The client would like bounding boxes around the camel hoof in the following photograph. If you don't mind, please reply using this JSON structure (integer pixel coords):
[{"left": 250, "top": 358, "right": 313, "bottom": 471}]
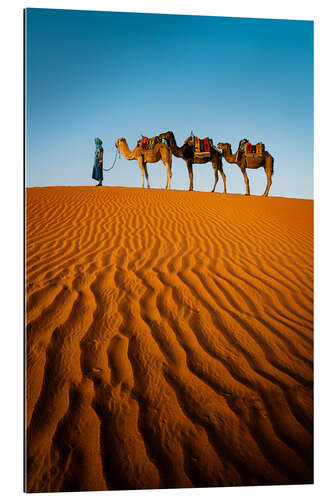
[{"left": 244, "top": 193, "right": 250, "bottom": 196}]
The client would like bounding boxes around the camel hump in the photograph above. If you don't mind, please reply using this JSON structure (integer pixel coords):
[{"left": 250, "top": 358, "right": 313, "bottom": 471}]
[{"left": 138, "top": 135, "right": 161, "bottom": 151}]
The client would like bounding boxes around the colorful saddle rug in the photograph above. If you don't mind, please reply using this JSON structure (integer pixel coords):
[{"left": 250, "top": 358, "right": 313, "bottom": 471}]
[
  {"left": 192, "top": 136, "right": 213, "bottom": 159},
  {"left": 244, "top": 141, "right": 265, "bottom": 156},
  {"left": 194, "top": 136, "right": 213, "bottom": 154},
  {"left": 140, "top": 136, "right": 161, "bottom": 151}
]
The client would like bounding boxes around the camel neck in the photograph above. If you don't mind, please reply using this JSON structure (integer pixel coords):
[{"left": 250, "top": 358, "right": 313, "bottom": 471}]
[
  {"left": 223, "top": 146, "right": 237, "bottom": 163},
  {"left": 119, "top": 141, "right": 135, "bottom": 160},
  {"left": 167, "top": 135, "right": 184, "bottom": 157}
]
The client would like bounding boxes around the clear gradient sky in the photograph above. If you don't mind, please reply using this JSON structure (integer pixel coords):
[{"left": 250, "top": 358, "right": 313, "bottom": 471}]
[{"left": 25, "top": 8, "right": 313, "bottom": 198}]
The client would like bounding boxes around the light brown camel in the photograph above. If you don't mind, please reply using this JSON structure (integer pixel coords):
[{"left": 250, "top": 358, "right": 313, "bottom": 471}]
[
  {"left": 158, "top": 131, "right": 226, "bottom": 193},
  {"left": 217, "top": 142, "right": 274, "bottom": 196},
  {"left": 115, "top": 137, "right": 172, "bottom": 189}
]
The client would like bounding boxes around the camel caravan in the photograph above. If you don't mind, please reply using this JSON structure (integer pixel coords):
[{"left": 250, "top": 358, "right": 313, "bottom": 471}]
[{"left": 115, "top": 131, "right": 274, "bottom": 196}]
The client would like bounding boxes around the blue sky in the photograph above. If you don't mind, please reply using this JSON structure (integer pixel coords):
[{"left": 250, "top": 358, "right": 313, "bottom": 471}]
[{"left": 25, "top": 8, "right": 313, "bottom": 198}]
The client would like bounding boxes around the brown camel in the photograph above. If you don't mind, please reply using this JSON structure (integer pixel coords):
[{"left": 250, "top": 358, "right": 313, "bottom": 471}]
[
  {"left": 115, "top": 137, "right": 172, "bottom": 189},
  {"left": 158, "top": 131, "right": 226, "bottom": 193},
  {"left": 217, "top": 142, "right": 274, "bottom": 196}
]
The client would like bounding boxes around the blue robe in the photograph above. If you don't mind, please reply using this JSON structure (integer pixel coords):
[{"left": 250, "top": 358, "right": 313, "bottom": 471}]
[{"left": 92, "top": 143, "right": 103, "bottom": 181}]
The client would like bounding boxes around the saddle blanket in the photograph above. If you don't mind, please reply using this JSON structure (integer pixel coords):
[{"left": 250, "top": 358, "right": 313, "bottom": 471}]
[
  {"left": 244, "top": 141, "right": 265, "bottom": 156},
  {"left": 140, "top": 136, "right": 161, "bottom": 150},
  {"left": 194, "top": 136, "right": 213, "bottom": 153}
]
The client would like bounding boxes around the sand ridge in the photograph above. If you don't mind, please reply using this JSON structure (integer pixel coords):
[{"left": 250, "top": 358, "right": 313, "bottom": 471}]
[{"left": 25, "top": 186, "right": 313, "bottom": 492}]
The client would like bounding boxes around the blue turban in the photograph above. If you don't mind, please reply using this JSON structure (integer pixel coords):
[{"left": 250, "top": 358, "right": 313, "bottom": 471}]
[{"left": 94, "top": 137, "right": 103, "bottom": 145}]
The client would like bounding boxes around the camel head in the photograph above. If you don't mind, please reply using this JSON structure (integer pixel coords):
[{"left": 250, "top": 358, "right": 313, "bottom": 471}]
[
  {"left": 115, "top": 138, "right": 126, "bottom": 148},
  {"left": 158, "top": 131, "right": 173, "bottom": 141},
  {"left": 217, "top": 142, "right": 231, "bottom": 153}
]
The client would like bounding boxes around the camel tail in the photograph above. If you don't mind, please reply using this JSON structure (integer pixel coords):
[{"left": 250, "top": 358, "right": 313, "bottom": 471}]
[{"left": 271, "top": 156, "right": 274, "bottom": 177}]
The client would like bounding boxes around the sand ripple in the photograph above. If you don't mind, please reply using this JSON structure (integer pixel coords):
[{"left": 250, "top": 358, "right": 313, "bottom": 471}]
[{"left": 25, "top": 187, "right": 313, "bottom": 492}]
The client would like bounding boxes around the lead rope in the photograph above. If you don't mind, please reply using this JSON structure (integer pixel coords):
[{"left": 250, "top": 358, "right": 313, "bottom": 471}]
[{"left": 103, "top": 146, "right": 121, "bottom": 171}]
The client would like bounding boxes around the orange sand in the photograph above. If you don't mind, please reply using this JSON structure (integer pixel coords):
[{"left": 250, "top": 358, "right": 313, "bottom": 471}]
[{"left": 25, "top": 186, "right": 313, "bottom": 492}]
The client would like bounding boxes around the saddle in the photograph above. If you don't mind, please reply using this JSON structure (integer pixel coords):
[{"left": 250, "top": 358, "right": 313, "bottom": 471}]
[
  {"left": 139, "top": 136, "right": 161, "bottom": 151},
  {"left": 193, "top": 136, "right": 214, "bottom": 159},
  {"left": 243, "top": 141, "right": 265, "bottom": 157}
]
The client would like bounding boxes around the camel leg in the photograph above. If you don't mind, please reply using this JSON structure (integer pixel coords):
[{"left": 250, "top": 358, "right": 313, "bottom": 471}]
[
  {"left": 187, "top": 162, "right": 194, "bottom": 191},
  {"left": 137, "top": 158, "right": 145, "bottom": 188},
  {"left": 220, "top": 169, "right": 227, "bottom": 194},
  {"left": 138, "top": 158, "right": 150, "bottom": 188},
  {"left": 211, "top": 166, "right": 219, "bottom": 192},
  {"left": 164, "top": 161, "right": 172, "bottom": 190},
  {"left": 263, "top": 165, "right": 272, "bottom": 197},
  {"left": 218, "top": 165, "right": 227, "bottom": 194},
  {"left": 215, "top": 154, "right": 226, "bottom": 194},
  {"left": 143, "top": 163, "right": 150, "bottom": 188},
  {"left": 241, "top": 168, "right": 250, "bottom": 195}
]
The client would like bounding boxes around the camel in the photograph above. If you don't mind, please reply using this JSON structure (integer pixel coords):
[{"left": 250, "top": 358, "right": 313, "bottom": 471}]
[
  {"left": 217, "top": 142, "right": 274, "bottom": 197},
  {"left": 115, "top": 137, "right": 172, "bottom": 189},
  {"left": 158, "top": 131, "right": 226, "bottom": 193}
]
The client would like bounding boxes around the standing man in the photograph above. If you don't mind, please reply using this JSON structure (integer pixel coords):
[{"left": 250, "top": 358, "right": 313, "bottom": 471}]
[{"left": 92, "top": 137, "right": 104, "bottom": 186}]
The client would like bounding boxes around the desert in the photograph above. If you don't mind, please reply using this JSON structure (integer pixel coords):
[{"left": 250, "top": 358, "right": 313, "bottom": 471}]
[{"left": 25, "top": 186, "right": 313, "bottom": 492}]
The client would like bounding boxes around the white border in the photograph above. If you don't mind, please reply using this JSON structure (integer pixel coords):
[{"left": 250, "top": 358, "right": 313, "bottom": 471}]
[{"left": 1, "top": 1, "right": 332, "bottom": 499}]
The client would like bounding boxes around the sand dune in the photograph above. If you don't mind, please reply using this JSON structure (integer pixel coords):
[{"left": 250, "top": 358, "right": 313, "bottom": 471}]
[{"left": 25, "top": 186, "right": 313, "bottom": 492}]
